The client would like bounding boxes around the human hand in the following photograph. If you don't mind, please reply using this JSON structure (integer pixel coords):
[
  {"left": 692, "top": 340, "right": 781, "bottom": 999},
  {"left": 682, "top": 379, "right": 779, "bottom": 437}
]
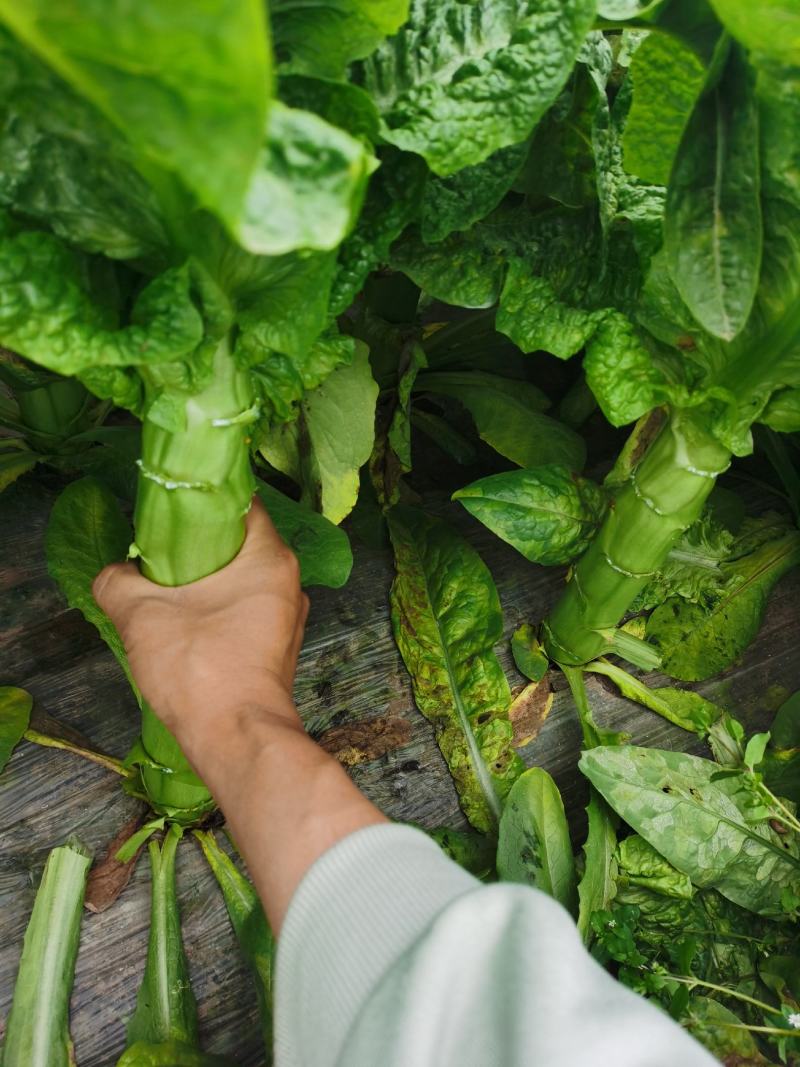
[{"left": 92, "top": 499, "right": 309, "bottom": 758}]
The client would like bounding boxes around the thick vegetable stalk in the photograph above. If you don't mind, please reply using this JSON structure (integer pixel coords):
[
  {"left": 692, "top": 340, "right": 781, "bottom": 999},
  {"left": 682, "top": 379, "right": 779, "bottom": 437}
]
[
  {"left": 1, "top": 838, "right": 91, "bottom": 1067},
  {"left": 133, "top": 337, "right": 256, "bottom": 811},
  {"left": 543, "top": 411, "right": 730, "bottom": 666}
]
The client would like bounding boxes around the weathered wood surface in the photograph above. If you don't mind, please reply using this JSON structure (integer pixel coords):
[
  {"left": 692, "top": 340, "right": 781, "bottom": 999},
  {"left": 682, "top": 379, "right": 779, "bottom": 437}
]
[{"left": 1, "top": 472, "right": 799, "bottom": 1066}]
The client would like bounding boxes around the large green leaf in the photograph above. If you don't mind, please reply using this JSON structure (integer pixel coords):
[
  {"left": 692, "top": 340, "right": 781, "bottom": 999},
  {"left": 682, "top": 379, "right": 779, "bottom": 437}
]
[
  {"left": 0, "top": 229, "right": 202, "bottom": 380},
  {"left": 259, "top": 342, "right": 378, "bottom": 524},
  {"left": 45, "top": 477, "right": 136, "bottom": 692},
  {"left": 0, "top": 685, "right": 32, "bottom": 774},
  {"left": 497, "top": 767, "right": 578, "bottom": 912},
  {"left": 646, "top": 521, "right": 800, "bottom": 681},
  {"left": 127, "top": 827, "right": 197, "bottom": 1049},
  {"left": 580, "top": 745, "right": 800, "bottom": 915},
  {"left": 358, "top": 0, "right": 596, "bottom": 176},
  {"left": 272, "top": 0, "right": 410, "bottom": 78},
  {"left": 622, "top": 31, "right": 706, "bottom": 186},
  {"left": 255, "top": 481, "right": 353, "bottom": 588},
  {"left": 194, "top": 831, "right": 274, "bottom": 1055},
  {"left": 238, "top": 101, "right": 375, "bottom": 256},
  {"left": 420, "top": 143, "right": 529, "bottom": 244},
  {"left": 0, "top": 27, "right": 168, "bottom": 261},
  {"left": 708, "top": 0, "right": 800, "bottom": 66},
  {"left": 0, "top": 0, "right": 271, "bottom": 237},
  {"left": 664, "top": 45, "right": 763, "bottom": 341},
  {"left": 454, "top": 466, "right": 606, "bottom": 565},
  {"left": 416, "top": 371, "right": 586, "bottom": 471},
  {"left": 1, "top": 839, "right": 91, "bottom": 1067},
  {"left": 388, "top": 505, "right": 524, "bottom": 832}
]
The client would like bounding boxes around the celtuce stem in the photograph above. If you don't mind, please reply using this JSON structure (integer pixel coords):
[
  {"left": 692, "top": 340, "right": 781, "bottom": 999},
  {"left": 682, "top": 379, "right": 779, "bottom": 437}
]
[
  {"left": 132, "top": 335, "right": 255, "bottom": 812},
  {"left": 1, "top": 839, "right": 91, "bottom": 1067},
  {"left": 544, "top": 411, "right": 730, "bottom": 665}
]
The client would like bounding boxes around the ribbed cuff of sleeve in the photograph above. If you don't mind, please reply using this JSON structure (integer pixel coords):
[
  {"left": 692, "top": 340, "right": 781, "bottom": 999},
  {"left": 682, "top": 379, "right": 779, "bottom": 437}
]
[{"left": 274, "top": 823, "right": 479, "bottom": 1067}]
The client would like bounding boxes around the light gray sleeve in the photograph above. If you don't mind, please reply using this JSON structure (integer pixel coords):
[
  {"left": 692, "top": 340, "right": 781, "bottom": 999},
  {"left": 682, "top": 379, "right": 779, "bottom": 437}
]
[{"left": 274, "top": 823, "right": 717, "bottom": 1067}]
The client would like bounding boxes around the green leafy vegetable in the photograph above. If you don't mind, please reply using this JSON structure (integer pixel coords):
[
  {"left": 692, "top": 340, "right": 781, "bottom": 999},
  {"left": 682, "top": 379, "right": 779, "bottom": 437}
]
[
  {"left": 664, "top": 44, "right": 763, "bottom": 341},
  {"left": 580, "top": 745, "right": 800, "bottom": 915},
  {"left": 454, "top": 466, "right": 606, "bottom": 565},
  {"left": 646, "top": 519, "right": 800, "bottom": 680},
  {"left": 577, "top": 792, "right": 618, "bottom": 942},
  {"left": 259, "top": 342, "right": 379, "bottom": 524},
  {"left": 358, "top": 0, "right": 596, "bottom": 175},
  {"left": 497, "top": 767, "right": 578, "bottom": 912},
  {"left": 387, "top": 505, "right": 524, "bottom": 831},
  {"left": 1, "top": 839, "right": 91, "bottom": 1067}
]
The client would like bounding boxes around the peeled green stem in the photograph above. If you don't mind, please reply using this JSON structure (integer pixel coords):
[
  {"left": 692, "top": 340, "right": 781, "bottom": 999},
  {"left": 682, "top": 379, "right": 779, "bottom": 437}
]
[
  {"left": 1, "top": 839, "right": 91, "bottom": 1067},
  {"left": 544, "top": 412, "right": 730, "bottom": 665},
  {"left": 126, "top": 826, "right": 198, "bottom": 1049},
  {"left": 132, "top": 336, "right": 255, "bottom": 810}
]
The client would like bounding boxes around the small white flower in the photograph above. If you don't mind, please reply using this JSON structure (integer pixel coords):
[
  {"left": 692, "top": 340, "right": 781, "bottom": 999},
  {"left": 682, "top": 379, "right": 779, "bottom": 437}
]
[
  {"left": 787, "top": 1012, "right": 800, "bottom": 1030},
  {"left": 607, "top": 919, "right": 617, "bottom": 928}
]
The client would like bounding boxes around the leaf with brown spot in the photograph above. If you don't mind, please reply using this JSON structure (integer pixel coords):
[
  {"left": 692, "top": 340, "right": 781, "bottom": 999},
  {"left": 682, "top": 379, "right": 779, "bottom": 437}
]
[
  {"left": 85, "top": 812, "right": 147, "bottom": 913},
  {"left": 318, "top": 715, "right": 412, "bottom": 766},
  {"left": 508, "top": 675, "right": 553, "bottom": 747}
]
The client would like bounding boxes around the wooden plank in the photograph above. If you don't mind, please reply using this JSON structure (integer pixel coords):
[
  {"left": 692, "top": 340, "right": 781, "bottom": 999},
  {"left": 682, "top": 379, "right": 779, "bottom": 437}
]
[{"left": 1, "top": 473, "right": 799, "bottom": 1066}]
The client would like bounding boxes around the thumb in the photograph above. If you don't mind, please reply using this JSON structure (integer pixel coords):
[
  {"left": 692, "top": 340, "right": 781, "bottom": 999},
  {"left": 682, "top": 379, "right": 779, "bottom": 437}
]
[{"left": 92, "top": 560, "right": 149, "bottom": 618}]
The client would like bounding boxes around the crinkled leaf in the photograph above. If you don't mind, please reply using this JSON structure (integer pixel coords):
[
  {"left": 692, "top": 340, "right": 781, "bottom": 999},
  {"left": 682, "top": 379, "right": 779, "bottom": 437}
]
[
  {"left": 272, "top": 0, "right": 410, "bottom": 78},
  {"left": 332, "top": 150, "right": 427, "bottom": 315},
  {"left": 1, "top": 839, "right": 91, "bottom": 1067},
  {"left": 617, "top": 835, "right": 694, "bottom": 899},
  {"left": 587, "top": 659, "right": 723, "bottom": 737},
  {"left": 358, "top": 0, "right": 595, "bottom": 176},
  {"left": 0, "top": 229, "right": 203, "bottom": 379},
  {"left": 236, "top": 250, "right": 338, "bottom": 363},
  {"left": 389, "top": 225, "right": 505, "bottom": 309},
  {"left": 584, "top": 311, "right": 671, "bottom": 426},
  {"left": 646, "top": 522, "right": 800, "bottom": 681},
  {"left": 454, "top": 466, "right": 606, "bottom": 565},
  {"left": 194, "top": 831, "right": 274, "bottom": 1055},
  {"left": 633, "top": 511, "right": 734, "bottom": 611},
  {"left": 664, "top": 45, "right": 762, "bottom": 341},
  {"left": 417, "top": 371, "right": 585, "bottom": 471},
  {"left": 388, "top": 505, "right": 524, "bottom": 832},
  {"left": 239, "top": 101, "right": 375, "bottom": 256},
  {"left": 0, "top": 27, "right": 168, "bottom": 261},
  {"left": 0, "top": 0, "right": 271, "bottom": 238},
  {"left": 420, "top": 142, "right": 528, "bottom": 244},
  {"left": 249, "top": 329, "right": 354, "bottom": 426},
  {"left": 256, "top": 481, "right": 353, "bottom": 588},
  {"left": 580, "top": 744, "right": 800, "bottom": 915},
  {"left": 622, "top": 31, "right": 706, "bottom": 186},
  {"left": 45, "top": 477, "right": 136, "bottom": 692},
  {"left": 0, "top": 685, "right": 32, "bottom": 773},
  {"left": 497, "top": 767, "right": 578, "bottom": 913},
  {"left": 259, "top": 341, "right": 378, "bottom": 524},
  {"left": 279, "top": 75, "right": 381, "bottom": 144}
]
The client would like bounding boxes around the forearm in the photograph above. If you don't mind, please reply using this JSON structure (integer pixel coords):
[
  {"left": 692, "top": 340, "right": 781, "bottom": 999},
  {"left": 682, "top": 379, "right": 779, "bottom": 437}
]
[{"left": 179, "top": 699, "right": 388, "bottom": 932}]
